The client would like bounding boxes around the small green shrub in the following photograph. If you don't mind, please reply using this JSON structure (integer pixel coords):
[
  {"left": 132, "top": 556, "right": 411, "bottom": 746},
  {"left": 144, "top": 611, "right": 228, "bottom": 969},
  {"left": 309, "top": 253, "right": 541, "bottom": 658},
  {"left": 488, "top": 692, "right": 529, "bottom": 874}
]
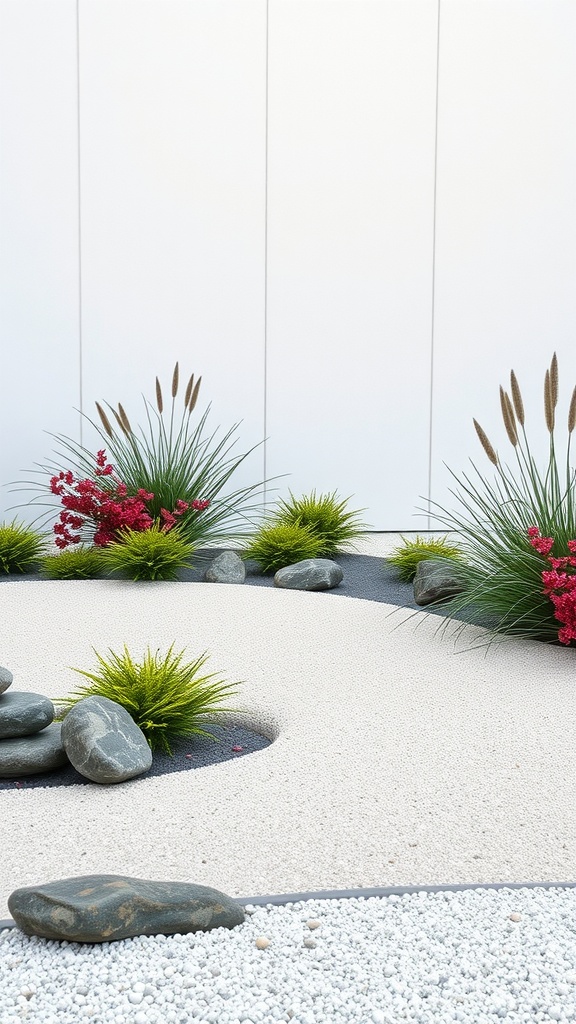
[
  {"left": 243, "top": 521, "right": 324, "bottom": 574},
  {"left": 387, "top": 535, "right": 464, "bottom": 582},
  {"left": 0, "top": 520, "right": 46, "bottom": 574},
  {"left": 100, "top": 523, "right": 194, "bottom": 581},
  {"left": 58, "top": 644, "right": 239, "bottom": 754},
  {"left": 41, "top": 546, "right": 106, "bottom": 580},
  {"left": 273, "top": 490, "right": 367, "bottom": 556}
]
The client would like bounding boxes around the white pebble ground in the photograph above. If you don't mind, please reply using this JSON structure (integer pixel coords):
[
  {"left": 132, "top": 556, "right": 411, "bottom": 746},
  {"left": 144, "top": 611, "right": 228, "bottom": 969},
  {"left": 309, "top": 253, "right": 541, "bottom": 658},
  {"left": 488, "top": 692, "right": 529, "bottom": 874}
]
[{"left": 1, "top": 535, "right": 575, "bottom": 1022}]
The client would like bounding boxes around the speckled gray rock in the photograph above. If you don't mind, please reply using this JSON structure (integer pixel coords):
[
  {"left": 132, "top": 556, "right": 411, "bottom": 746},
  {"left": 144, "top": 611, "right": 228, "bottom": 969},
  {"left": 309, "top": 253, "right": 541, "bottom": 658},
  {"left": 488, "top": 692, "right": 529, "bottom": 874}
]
[
  {"left": 413, "top": 558, "right": 465, "bottom": 606},
  {"left": 0, "top": 723, "right": 69, "bottom": 778},
  {"left": 61, "top": 696, "right": 152, "bottom": 784},
  {"left": 204, "top": 550, "right": 246, "bottom": 584},
  {"left": 8, "top": 874, "right": 246, "bottom": 942},
  {"left": 0, "top": 691, "right": 54, "bottom": 739},
  {"left": 274, "top": 558, "right": 343, "bottom": 591},
  {"left": 0, "top": 665, "right": 13, "bottom": 695}
]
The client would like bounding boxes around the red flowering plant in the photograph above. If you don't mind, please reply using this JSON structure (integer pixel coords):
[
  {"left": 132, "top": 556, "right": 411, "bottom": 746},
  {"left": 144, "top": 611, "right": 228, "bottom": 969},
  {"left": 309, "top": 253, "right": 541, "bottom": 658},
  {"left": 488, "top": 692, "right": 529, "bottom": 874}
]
[
  {"left": 528, "top": 526, "right": 576, "bottom": 645},
  {"left": 50, "top": 449, "right": 209, "bottom": 549}
]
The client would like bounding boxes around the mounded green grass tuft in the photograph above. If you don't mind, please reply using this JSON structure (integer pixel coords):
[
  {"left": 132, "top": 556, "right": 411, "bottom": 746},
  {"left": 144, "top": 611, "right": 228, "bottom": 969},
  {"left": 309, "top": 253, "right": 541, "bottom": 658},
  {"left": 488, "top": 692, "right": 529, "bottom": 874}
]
[
  {"left": 273, "top": 490, "right": 367, "bottom": 556},
  {"left": 100, "top": 523, "right": 194, "bottom": 581},
  {"left": 243, "top": 521, "right": 325, "bottom": 574},
  {"left": 386, "top": 535, "right": 464, "bottom": 582},
  {"left": 0, "top": 520, "right": 46, "bottom": 574},
  {"left": 41, "top": 546, "right": 106, "bottom": 580},
  {"left": 57, "top": 644, "right": 239, "bottom": 754}
]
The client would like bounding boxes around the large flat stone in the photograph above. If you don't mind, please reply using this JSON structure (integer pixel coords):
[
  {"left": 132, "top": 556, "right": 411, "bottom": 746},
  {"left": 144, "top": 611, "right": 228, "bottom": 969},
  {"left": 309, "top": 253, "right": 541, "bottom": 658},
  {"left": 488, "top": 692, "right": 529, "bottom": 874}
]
[
  {"left": 274, "top": 558, "right": 343, "bottom": 591},
  {"left": 0, "top": 723, "right": 69, "bottom": 778},
  {"left": 0, "top": 665, "right": 13, "bottom": 695},
  {"left": 0, "top": 691, "right": 54, "bottom": 739},
  {"left": 61, "top": 695, "right": 153, "bottom": 784},
  {"left": 8, "top": 874, "right": 246, "bottom": 942}
]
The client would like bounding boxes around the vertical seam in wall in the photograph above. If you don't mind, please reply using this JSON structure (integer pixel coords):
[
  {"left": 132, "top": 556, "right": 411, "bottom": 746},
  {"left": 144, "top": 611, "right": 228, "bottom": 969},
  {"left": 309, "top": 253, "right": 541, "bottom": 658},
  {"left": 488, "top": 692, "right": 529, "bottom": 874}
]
[
  {"left": 427, "top": 0, "right": 441, "bottom": 529},
  {"left": 263, "top": 0, "right": 269, "bottom": 506},
  {"left": 76, "top": 0, "right": 83, "bottom": 446}
]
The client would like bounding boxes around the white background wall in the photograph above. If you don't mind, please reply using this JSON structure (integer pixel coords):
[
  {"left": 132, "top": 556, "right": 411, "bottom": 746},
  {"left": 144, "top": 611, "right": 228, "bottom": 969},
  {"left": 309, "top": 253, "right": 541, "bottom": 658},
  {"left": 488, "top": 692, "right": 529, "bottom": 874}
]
[{"left": 1, "top": 0, "right": 575, "bottom": 531}]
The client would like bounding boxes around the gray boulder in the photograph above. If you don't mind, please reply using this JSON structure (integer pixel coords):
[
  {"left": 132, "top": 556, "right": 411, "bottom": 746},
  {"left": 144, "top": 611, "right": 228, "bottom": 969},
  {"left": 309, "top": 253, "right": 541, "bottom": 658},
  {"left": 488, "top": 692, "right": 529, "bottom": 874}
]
[
  {"left": 0, "top": 723, "right": 69, "bottom": 778},
  {"left": 204, "top": 550, "right": 246, "bottom": 584},
  {"left": 8, "top": 874, "right": 246, "bottom": 942},
  {"left": 0, "top": 691, "right": 54, "bottom": 739},
  {"left": 274, "top": 558, "right": 343, "bottom": 591},
  {"left": 413, "top": 558, "right": 465, "bottom": 606},
  {"left": 61, "top": 696, "right": 152, "bottom": 784},
  {"left": 0, "top": 666, "right": 13, "bottom": 695}
]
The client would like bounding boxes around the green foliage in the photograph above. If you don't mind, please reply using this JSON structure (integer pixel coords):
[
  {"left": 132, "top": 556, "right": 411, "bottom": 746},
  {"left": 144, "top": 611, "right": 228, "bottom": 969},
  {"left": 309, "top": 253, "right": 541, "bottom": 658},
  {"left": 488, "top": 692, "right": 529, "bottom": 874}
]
[
  {"left": 100, "top": 523, "right": 194, "bottom": 581},
  {"left": 41, "top": 546, "right": 106, "bottom": 580},
  {"left": 273, "top": 490, "right": 367, "bottom": 557},
  {"left": 58, "top": 644, "right": 239, "bottom": 754},
  {"left": 386, "top": 535, "right": 464, "bottom": 582},
  {"left": 243, "top": 521, "right": 325, "bottom": 574},
  {"left": 18, "top": 363, "right": 278, "bottom": 547},
  {"left": 0, "top": 520, "right": 46, "bottom": 574},
  {"left": 425, "top": 353, "right": 576, "bottom": 646}
]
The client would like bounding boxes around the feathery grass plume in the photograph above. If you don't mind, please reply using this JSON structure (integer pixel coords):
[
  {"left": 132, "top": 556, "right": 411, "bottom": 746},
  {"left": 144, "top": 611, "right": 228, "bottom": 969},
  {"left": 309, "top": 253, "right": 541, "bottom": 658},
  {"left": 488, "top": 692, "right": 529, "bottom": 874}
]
[
  {"left": 499, "top": 387, "right": 518, "bottom": 447},
  {"left": 414, "top": 354, "right": 576, "bottom": 648},
  {"left": 510, "top": 370, "right": 525, "bottom": 426},
  {"left": 171, "top": 362, "right": 179, "bottom": 398},
  {"left": 568, "top": 386, "right": 576, "bottom": 434},
  {"left": 117, "top": 403, "right": 132, "bottom": 435},
  {"left": 188, "top": 376, "right": 201, "bottom": 413},
  {"left": 16, "top": 365, "right": 278, "bottom": 549},
  {"left": 95, "top": 402, "right": 114, "bottom": 439},
  {"left": 386, "top": 535, "right": 464, "bottom": 582},
  {"left": 184, "top": 373, "right": 195, "bottom": 408},
  {"left": 155, "top": 377, "right": 163, "bottom": 414},
  {"left": 544, "top": 369, "right": 555, "bottom": 433},
  {"left": 473, "top": 419, "right": 498, "bottom": 466},
  {"left": 58, "top": 644, "right": 240, "bottom": 754},
  {"left": 550, "top": 352, "right": 559, "bottom": 409}
]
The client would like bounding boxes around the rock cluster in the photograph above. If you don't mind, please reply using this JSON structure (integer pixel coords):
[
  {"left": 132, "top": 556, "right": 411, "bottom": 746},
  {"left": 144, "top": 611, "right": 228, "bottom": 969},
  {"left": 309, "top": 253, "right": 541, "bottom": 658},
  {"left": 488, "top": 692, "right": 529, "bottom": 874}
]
[
  {"left": 8, "top": 874, "right": 245, "bottom": 942},
  {"left": 0, "top": 668, "right": 152, "bottom": 784}
]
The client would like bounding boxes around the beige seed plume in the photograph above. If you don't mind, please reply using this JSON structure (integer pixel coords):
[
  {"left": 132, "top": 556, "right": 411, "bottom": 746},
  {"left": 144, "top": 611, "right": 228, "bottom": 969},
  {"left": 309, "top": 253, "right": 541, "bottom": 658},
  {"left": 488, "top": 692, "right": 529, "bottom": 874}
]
[
  {"left": 188, "top": 376, "right": 202, "bottom": 413},
  {"left": 95, "top": 402, "right": 114, "bottom": 439},
  {"left": 509, "top": 370, "right": 525, "bottom": 426},
  {"left": 171, "top": 362, "right": 179, "bottom": 398},
  {"left": 568, "top": 385, "right": 576, "bottom": 434},
  {"left": 544, "top": 369, "right": 555, "bottom": 433},
  {"left": 155, "top": 377, "right": 163, "bottom": 414},
  {"left": 473, "top": 419, "right": 498, "bottom": 466},
  {"left": 111, "top": 407, "right": 129, "bottom": 437},
  {"left": 550, "top": 352, "right": 559, "bottom": 409},
  {"left": 184, "top": 373, "right": 195, "bottom": 408},
  {"left": 500, "top": 386, "right": 518, "bottom": 446},
  {"left": 117, "top": 403, "right": 132, "bottom": 434}
]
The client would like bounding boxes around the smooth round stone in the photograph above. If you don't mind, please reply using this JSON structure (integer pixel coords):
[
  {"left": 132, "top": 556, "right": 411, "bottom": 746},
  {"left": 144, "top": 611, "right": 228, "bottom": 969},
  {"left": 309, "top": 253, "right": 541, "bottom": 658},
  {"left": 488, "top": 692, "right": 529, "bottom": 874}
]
[
  {"left": 204, "top": 550, "right": 246, "bottom": 584},
  {"left": 61, "top": 696, "right": 153, "bottom": 784},
  {"left": 0, "top": 665, "right": 13, "bottom": 695},
  {"left": 274, "top": 558, "right": 343, "bottom": 591},
  {"left": 0, "top": 691, "right": 54, "bottom": 739},
  {"left": 0, "top": 723, "right": 69, "bottom": 777}
]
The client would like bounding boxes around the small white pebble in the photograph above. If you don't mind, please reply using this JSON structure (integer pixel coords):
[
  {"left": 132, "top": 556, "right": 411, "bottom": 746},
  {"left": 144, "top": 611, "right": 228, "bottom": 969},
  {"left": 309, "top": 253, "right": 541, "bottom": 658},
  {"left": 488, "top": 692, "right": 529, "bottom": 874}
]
[
  {"left": 566, "top": 973, "right": 576, "bottom": 985},
  {"left": 383, "top": 964, "right": 396, "bottom": 977},
  {"left": 303, "top": 938, "right": 317, "bottom": 949},
  {"left": 255, "top": 936, "right": 270, "bottom": 949},
  {"left": 306, "top": 919, "right": 321, "bottom": 930},
  {"left": 509, "top": 913, "right": 522, "bottom": 922}
]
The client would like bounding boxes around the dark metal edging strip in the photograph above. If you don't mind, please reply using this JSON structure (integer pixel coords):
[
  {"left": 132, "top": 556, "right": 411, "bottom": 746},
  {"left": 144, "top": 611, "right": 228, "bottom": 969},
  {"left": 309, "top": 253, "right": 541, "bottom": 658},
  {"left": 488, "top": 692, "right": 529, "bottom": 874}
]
[{"left": 1, "top": 880, "right": 574, "bottom": 931}]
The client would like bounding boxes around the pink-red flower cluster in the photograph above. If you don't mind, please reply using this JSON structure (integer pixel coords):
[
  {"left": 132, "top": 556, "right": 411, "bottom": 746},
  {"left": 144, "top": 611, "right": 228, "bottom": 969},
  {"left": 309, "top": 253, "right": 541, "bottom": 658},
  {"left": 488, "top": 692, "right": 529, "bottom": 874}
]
[
  {"left": 50, "top": 450, "right": 210, "bottom": 549},
  {"left": 528, "top": 526, "right": 576, "bottom": 644}
]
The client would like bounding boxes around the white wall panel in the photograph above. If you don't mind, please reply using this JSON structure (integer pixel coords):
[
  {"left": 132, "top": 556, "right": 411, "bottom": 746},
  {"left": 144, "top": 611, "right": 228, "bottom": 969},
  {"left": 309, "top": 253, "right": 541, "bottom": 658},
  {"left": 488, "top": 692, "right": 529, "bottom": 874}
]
[
  {"left": 0, "top": 0, "right": 79, "bottom": 523},
  {"left": 79, "top": 0, "right": 267, "bottom": 500},
  {"left": 265, "top": 0, "right": 438, "bottom": 529},
  {"left": 431, "top": 0, "right": 576, "bottom": 528}
]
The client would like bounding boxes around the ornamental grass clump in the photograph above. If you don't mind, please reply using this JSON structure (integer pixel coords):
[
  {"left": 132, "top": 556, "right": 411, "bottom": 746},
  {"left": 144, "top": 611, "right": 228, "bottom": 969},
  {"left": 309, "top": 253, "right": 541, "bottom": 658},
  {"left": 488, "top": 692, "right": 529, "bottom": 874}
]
[
  {"left": 41, "top": 546, "right": 106, "bottom": 580},
  {"left": 426, "top": 353, "right": 576, "bottom": 645},
  {"left": 273, "top": 490, "right": 367, "bottom": 556},
  {"left": 243, "top": 521, "right": 325, "bottom": 574},
  {"left": 0, "top": 520, "right": 46, "bottom": 574},
  {"left": 100, "top": 523, "right": 194, "bottom": 581},
  {"left": 58, "top": 644, "right": 239, "bottom": 755},
  {"left": 386, "top": 535, "right": 464, "bottom": 582},
  {"left": 19, "top": 362, "right": 272, "bottom": 548}
]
